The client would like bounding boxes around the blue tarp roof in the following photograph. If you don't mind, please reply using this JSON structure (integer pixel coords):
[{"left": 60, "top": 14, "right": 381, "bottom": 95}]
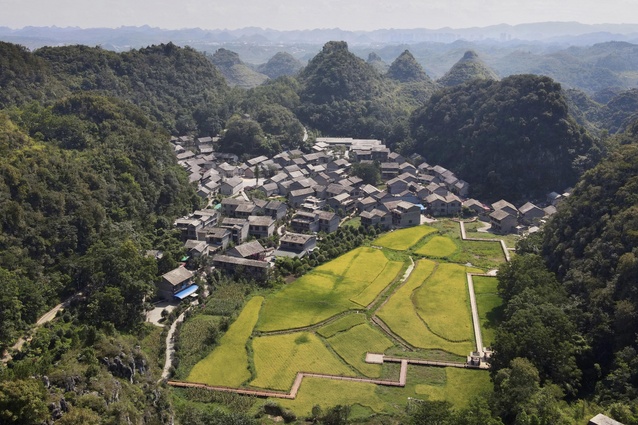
[{"left": 174, "top": 284, "right": 198, "bottom": 300}]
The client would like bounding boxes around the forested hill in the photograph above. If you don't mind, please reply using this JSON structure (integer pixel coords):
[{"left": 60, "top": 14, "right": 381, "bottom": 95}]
[
  {"left": 0, "top": 94, "right": 198, "bottom": 346},
  {"left": 409, "top": 74, "right": 600, "bottom": 201},
  {"left": 0, "top": 41, "right": 231, "bottom": 136},
  {"left": 490, "top": 123, "right": 638, "bottom": 423}
]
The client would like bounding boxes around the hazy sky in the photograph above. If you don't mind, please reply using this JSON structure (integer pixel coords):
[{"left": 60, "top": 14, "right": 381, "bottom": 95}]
[{"left": 1, "top": 0, "right": 637, "bottom": 30}]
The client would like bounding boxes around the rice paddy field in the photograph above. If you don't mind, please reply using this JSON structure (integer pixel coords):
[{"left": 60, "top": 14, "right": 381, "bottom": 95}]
[
  {"left": 187, "top": 296, "right": 263, "bottom": 387},
  {"left": 256, "top": 247, "right": 402, "bottom": 331},
  {"left": 372, "top": 225, "right": 437, "bottom": 250},
  {"left": 182, "top": 219, "right": 506, "bottom": 417},
  {"left": 250, "top": 331, "right": 356, "bottom": 390},
  {"left": 376, "top": 260, "right": 476, "bottom": 356},
  {"left": 414, "top": 235, "right": 458, "bottom": 257}
]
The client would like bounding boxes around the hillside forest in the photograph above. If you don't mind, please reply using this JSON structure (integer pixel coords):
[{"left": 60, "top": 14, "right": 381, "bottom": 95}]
[{"left": 0, "top": 38, "right": 638, "bottom": 424}]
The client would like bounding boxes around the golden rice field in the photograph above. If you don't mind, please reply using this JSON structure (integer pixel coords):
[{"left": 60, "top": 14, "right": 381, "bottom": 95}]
[
  {"left": 187, "top": 296, "right": 263, "bottom": 386},
  {"left": 316, "top": 313, "right": 367, "bottom": 338},
  {"left": 256, "top": 247, "right": 401, "bottom": 331},
  {"left": 372, "top": 225, "right": 437, "bottom": 250},
  {"left": 413, "top": 263, "right": 480, "bottom": 343},
  {"left": 376, "top": 260, "right": 475, "bottom": 356},
  {"left": 181, "top": 219, "right": 505, "bottom": 417},
  {"left": 414, "top": 235, "right": 458, "bottom": 257},
  {"left": 250, "top": 332, "right": 356, "bottom": 391}
]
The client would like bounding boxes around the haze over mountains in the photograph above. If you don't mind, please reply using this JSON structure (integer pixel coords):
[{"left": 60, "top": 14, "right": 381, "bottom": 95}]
[{"left": 3, "top": 22, "right": 638, "bottom": 50}]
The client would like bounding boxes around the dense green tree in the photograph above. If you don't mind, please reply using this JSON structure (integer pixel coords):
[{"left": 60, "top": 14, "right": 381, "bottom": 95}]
[
  {"left": 410, "top": 74, "right": 600, "bottom": 201},
  {"left": 350, "top": 161, "right": 381, "bottom": 185},
  {"left": 0, "top": 379, "right": 49, "bottom": 424}
]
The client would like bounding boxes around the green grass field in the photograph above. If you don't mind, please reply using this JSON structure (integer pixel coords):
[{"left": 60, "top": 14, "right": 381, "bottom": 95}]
[
  {"left": 186, "top": 296, "right": 263, "bottom": 387},
  {"left": 473, "top": 276, "right": 503, "bottom": 347},
  {"left": 464, "top": 221, "right": 520, "bottom": 248},
  {"left": 317, "top": 314, "right": 367, "bottom": 338},
  {"left": 250, "top": 332, "right": 356, "bottom": 391},
  {"left": 326, "top": 323, "right": 395, "bottom": 377},
  {"left": 415, "top": 235, "right": 458, "bottom": 257},
  {"left": 257, "top": 248, "right": 402, "bottom": 331},
  {"left": 373, "top": 225, "right": 437, "bottom": 250},
  {"left": 413, "top": 263, "right": 479, "bottom": 343},
  {"left": 376, "top": 260, "right": 475, "bottom": 356}
]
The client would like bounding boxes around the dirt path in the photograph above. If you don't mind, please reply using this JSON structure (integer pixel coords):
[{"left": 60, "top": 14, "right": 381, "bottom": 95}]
[
  {"left": 2, "top": 297, "right": 73, "bottom": 364},
  {"left": 160, "top": 309, "right": 188, "bottom": 382}
]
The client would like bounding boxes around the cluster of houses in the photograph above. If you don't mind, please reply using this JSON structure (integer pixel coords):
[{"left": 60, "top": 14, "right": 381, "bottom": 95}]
[{"left": 156, "top": 135, "right": 564, "bottom": 301}]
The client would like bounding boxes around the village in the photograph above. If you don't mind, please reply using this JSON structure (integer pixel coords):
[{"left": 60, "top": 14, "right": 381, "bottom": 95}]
[{"left": 157, "top": 134, "right": 567, "bottom": 301}]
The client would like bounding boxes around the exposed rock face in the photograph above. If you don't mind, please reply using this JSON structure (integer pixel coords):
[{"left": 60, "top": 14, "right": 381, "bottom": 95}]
[{"left": 101, "top": 352, "right": 147, "bottom": 383}]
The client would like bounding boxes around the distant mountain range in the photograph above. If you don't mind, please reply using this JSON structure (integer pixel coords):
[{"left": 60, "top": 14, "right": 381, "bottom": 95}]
[
  {"left": 2, "top": 22, "right": 638, "bottom": 52},
  {"left": 2, "top": 23, "right": 638, "bottom": 95}
]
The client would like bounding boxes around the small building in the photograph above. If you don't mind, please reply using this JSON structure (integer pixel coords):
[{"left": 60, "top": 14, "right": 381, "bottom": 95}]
[
  {"left": 391, "top": 201, "right": 421, "bottom": 228},
  {"left": 276, "top": 233, "right": 317, "bottom": 257},
  {"left": 360, "top": 208, "right": 391, "bottom": 230},
  {"left": 248, "top": 215, "right": 276, "bottom": 239},
  {"left": 291, "top": 211, "right": 319, "bottom": 233},
  {"left": 288, "top": 187, "right": 315, "bottom": 208},
  {"left": 491, "top": 199, "right": 518, "bottom": 217},
  {"left": 227, "top": 240, "right": 267, "bottom": 260},
  {"left": 157, "top": 267, "right": 196, "bottom": 301},
  {"left": 212, "top": 255, "right": 270, "bottom": 280},
  {"left": 220, "top": 218, "right": 249, "bottom": 244},
  {"left": 258, "top": 182, "right": 279, "bottom": 197},
  {"left": 490, "top": 210, "right": 518, "bottom": 234},
  {"left": 221, "top": 198, "right": 247, "bottom": 217},
  {"left": 327, "top": 193, "right": 356, "bottom": 216},
  {"left": 174, "top": 218, "right": 203, "bottom": 241},
  {"left": 184, "top": 239, "right": 209, "bottom": 258},
  {"left": 218, "top": 162, "right": 238, "bottom": 178},
  {"left": 204, "top": 227, "right": 231, "bottom": 252},
  {"left": 264, "top": 200, "right": 287, "bottom": 221},
  {"left": 380, "top": 162, "right": 400, "bottom": 180},
  {"left": 386, "top": 177, "right": 409, "bottom": 195},
  {"left": 220, "top": 177, "right": 244, "bottom": 196},
  {"left": 316, "top": 210, "right": 339, "bottom": 234},
  {"left": 519, "top": 202, "right": 545, "bottom": 225}
]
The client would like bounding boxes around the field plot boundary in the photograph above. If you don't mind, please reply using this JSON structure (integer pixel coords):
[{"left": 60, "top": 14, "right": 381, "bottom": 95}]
[
  {"left": 459, "top": 221, "right": 510, "bottom": 262},
  {"left": 167, "top": 352, "right": 489, "bottom": 399}
]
